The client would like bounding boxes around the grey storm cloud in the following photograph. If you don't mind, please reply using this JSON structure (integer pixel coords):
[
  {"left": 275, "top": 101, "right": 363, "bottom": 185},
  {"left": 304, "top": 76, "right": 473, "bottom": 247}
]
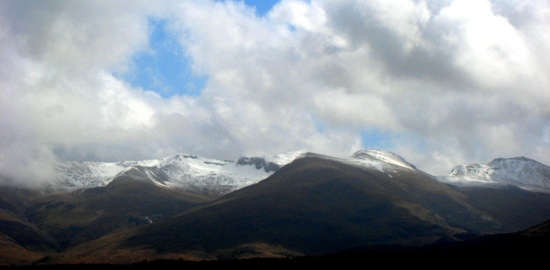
[{"left": 1, "top": 0, "right": 549, "bottom": 186}]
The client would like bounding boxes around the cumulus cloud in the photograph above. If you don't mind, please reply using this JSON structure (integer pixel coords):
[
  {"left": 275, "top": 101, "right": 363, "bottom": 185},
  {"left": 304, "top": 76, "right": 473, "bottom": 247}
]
[{"left": 1, "top": 0, "right": 549, "bottom": 186}]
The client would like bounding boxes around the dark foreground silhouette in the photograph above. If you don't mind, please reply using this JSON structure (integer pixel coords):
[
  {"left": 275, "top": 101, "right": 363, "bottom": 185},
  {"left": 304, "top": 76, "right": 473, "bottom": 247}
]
[{"left": 4, "top": 229, "right": 548, "bottom": 270}]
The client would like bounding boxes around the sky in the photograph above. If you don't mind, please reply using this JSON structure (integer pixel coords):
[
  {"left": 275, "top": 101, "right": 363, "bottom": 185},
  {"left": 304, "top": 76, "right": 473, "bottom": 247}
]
[{"left": 1, "top": 0, "right": 549, "bottom": 186}]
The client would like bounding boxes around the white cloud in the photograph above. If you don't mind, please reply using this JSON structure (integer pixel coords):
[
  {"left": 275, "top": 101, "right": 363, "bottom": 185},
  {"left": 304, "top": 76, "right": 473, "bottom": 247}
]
[
  {"left": 436, "top": 0, "right": 535, "bottom": 90},
  {"left": 1, "top": 0, "right": 549, "bottom": 186},
  {"left": 314, "top": 90, "right": 400, "bottom": 130},
  {"left": 269, "top": 0, "right": 327, "bottom": 32}
]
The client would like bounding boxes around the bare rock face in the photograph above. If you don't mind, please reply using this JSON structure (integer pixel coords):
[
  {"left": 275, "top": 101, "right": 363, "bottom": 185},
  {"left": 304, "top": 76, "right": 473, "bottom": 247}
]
[{"left": 237, "top": 157, "right": 281, "bottom": 172}]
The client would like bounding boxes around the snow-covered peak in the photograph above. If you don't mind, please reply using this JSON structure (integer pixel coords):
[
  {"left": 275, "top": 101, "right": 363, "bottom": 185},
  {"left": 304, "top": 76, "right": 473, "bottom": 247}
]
[
  {"left": 441, "top": 157, "right": 550, "bottom": 192},
  {"left": 350, "top": 149, "right": 417, "bottom": 171},
  {"left": 54, "top": 151, "right": 303, "bottom": 194}
]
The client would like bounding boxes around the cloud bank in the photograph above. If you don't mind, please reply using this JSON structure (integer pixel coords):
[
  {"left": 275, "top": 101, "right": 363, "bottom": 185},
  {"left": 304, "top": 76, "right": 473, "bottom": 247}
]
[{"left": 1, "top": 0, "right": 549, "bottom": 186}]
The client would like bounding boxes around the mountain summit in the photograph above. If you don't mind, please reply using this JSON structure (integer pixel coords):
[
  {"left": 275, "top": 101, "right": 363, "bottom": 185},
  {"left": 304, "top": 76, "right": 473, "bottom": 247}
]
[{"left": 350, "top": 149, "right": 417, "bottom": 171}]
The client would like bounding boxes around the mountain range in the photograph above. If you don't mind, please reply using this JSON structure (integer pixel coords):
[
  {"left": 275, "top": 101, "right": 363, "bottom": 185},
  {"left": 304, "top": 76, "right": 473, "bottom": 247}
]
[
  {"left": 1, "top": 149, "right": 550, "bottom": 266},
  {"left": 49, "top": 149, "right": 550, "bottom": 194}
]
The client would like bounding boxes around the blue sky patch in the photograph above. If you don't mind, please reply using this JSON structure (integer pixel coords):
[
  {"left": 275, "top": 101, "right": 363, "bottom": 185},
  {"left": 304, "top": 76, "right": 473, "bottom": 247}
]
[
  {"left": 123, "top": 19, "right": 207, "bottom": 98},
  {"left": 244, "top": 0, "right": 280, "bottom": 16},
  {"left": 361, "top": 129, "right": 393, "bottom": 150},
  {"left": 121, "top": 1, "right": 283, "bottom": 98}
]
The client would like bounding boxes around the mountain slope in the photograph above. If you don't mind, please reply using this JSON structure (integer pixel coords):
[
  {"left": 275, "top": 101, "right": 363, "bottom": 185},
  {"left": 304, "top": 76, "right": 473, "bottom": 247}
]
[
  {"left": 122, "top": 153, "right": 502, "bottom": 257},
  {"left": 0, "top": 187, "right": 58, "bottom": 265},
  {"left": 456, "top": 185, "right": 550, "bottom": 231}
]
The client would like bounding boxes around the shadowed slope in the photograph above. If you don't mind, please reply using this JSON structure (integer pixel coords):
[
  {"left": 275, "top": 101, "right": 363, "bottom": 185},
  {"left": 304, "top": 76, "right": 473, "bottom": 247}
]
[{"left": 458, "top": 186, "right": 550, "bottom": 231}]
